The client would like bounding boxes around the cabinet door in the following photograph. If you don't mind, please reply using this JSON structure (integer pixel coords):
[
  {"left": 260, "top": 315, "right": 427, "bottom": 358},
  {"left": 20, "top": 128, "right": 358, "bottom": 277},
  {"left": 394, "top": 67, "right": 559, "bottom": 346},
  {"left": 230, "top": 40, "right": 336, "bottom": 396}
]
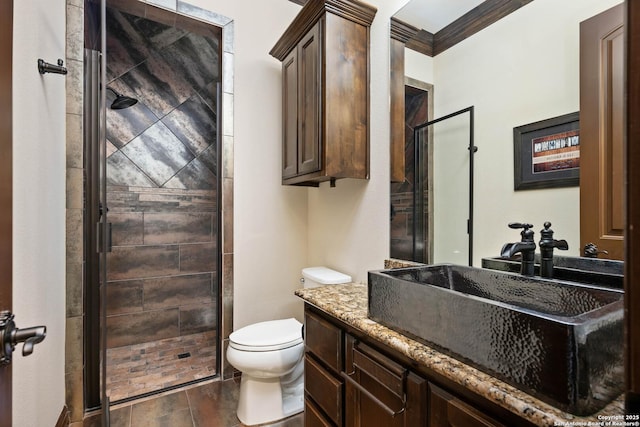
[
  {"left": 297, "top": 21, "right": 322, "bottom": 176},
  {"left": 344, "top": 339, "right": 427, "bottom": 427},
  {"left": 282, "top": 48, "right": 298, "bottom": 179},
  {"left": 305, "top": 398, "right": 334, "bottom": 427},
  {"left": 429, "top": 383, "right": 505, "bottom": 427}
]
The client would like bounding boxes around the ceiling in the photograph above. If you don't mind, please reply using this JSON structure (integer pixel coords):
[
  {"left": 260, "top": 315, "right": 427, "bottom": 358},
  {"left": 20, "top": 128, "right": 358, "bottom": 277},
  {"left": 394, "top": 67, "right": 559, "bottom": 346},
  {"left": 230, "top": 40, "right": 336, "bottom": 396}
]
[{"left": 393, "top": 0, "right": 485, "bottom": 33}]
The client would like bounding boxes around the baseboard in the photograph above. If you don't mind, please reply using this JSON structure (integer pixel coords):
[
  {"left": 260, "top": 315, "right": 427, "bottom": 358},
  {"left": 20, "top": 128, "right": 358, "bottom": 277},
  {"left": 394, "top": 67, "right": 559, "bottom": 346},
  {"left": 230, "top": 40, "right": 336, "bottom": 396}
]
[{"left": 55, "top": 405, "right": 70, "bottom": 427}]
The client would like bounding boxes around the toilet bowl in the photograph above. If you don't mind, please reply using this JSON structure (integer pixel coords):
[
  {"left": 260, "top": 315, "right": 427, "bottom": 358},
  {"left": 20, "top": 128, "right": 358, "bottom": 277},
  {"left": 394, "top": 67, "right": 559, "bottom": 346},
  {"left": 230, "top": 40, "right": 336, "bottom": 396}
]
[
  {"left": 227, "top": 318, "right": 304, "bottom": 426},
  {"left": 227, "top": 267, "right": 351, "bottom": 426}
]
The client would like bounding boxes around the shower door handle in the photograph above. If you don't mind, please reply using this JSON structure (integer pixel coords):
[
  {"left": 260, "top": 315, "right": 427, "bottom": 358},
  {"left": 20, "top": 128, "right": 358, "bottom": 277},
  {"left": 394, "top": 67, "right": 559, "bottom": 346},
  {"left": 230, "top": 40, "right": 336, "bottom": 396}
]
[
  {"left": 96, "top": 222, "right": 113, "bottom": 253},
  {"left": 0, "top": 311, "right": 47, "bottom": 365}
]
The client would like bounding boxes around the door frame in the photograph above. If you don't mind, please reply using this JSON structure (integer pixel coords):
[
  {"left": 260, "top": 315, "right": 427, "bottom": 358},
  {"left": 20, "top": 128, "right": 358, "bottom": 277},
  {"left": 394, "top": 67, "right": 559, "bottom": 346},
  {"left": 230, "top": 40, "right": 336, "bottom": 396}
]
[
  {"left": 625, "top": 0, "right": 640, "bottom": 414},
  {"left": 0, "top": 0, "right": 13, "bottom": 425},
  {"left": 0, "top": 0, "right": 13, "bottom": 427}
]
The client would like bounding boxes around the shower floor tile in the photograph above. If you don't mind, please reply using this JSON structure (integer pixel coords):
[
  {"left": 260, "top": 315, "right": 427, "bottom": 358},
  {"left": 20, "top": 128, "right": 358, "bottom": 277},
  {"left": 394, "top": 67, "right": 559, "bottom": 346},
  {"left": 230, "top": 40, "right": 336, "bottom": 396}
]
[{"left": 107, "top": 330, "right": 217, "bottom": 402}]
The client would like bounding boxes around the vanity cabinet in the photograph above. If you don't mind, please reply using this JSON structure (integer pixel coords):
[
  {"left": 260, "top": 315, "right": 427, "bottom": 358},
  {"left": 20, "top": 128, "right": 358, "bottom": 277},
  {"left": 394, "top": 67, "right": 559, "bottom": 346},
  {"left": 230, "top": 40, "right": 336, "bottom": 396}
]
[
  {"left": 303, "top": 304, "right": 537, "bottom": 427},
  {"left": 343, "top": 336, "right": 427, "bottom": 426},
  {"left": 428, "top": 383, "right": 505, "bottom": 427},
  {"left": 270, "top": 0, "right": 376, "bottom": 187},
  {"left": 304, "top": 309, "right": 344, "bottom": 425}
]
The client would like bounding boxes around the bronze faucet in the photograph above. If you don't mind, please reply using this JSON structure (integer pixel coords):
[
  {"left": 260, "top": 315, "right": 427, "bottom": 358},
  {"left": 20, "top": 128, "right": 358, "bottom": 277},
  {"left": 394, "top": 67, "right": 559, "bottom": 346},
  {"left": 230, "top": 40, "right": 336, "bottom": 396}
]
[
  {"left": 501, "top": 223, "right": 537, "bottom": 276},
  {"left": 539, "top": 222, "right": 569, "bottom": 278}
]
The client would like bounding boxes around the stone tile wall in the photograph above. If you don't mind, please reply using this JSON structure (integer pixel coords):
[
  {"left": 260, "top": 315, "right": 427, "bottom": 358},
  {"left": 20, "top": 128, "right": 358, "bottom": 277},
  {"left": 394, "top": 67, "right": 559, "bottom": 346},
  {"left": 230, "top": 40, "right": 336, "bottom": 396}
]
[
  {"left": 104, "top": 5, "right": 220, "bottom": 350},
  {"left": 106, "top": 187, "right": 218, "bottom": 348}
]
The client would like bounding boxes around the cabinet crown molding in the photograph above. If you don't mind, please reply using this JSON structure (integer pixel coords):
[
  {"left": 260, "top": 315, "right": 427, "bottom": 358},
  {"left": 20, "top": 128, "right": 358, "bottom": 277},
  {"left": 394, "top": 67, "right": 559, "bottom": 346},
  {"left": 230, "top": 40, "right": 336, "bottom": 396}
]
[{"left": 270, "top": 0, "right": 377, "bottom": 61}]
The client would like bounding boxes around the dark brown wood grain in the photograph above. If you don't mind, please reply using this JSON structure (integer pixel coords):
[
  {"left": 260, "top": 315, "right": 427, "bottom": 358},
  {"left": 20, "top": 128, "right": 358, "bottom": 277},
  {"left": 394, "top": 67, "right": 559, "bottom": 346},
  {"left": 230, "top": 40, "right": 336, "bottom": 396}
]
[
  {"left": 274, "top": 0, "right": 375, "bottom": 186},
  {"left": 271, "top": 0, "right": 376, "bottom": 61},
  {"left": 580, "top": 4, "right": 625, "bottom": 260},
  {"left": 390, "top": 0, "right": 532, "bottom": 57},
  {"left": 433, "top": 0, "right": 533, "bottom": 55},
  {"left": 305, "top": 310, "right": 343, "bottom": 372},
  {"left": 282, "top": 49, "right": 299, "bottom": 179},
  {"left": 626, "top": 0, "right": 640, "bottom": 415},
  {"left": 390, "top": 37, "right": 406, "bottom": 183},
  {"left": 0, "top": 0, "right": 12, "bottom": 425},
  {"left": 391, "top": 17, "right": 434, "bottom": 57}
]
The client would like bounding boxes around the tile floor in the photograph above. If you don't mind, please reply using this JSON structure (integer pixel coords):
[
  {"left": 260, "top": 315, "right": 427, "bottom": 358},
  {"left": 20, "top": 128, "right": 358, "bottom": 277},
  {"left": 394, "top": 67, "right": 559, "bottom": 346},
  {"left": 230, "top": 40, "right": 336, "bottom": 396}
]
[
  {"left": 79, "top": 378, "right": 304, "bottom": 427},
  {"left": 107, "top": 331, "right": 217, "bottom": 402}
]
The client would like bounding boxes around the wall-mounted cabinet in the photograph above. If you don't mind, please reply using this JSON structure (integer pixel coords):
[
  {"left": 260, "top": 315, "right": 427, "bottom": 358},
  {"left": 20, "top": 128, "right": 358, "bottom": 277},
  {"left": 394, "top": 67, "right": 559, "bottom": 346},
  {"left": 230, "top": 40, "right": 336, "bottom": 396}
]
[{"left": 270, "top": 0, "right": 376, "bottom": 187}]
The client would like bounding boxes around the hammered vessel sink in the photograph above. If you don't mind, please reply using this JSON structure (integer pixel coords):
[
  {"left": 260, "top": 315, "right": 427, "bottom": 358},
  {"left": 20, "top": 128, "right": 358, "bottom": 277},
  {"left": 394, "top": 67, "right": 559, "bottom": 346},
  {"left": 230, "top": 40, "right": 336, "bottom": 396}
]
[
  {"left": 367, "top": 264, "right": 624, "bottom": 415},
  {"left": 481, "top": 255, "right": 623, "bottom": 289}
]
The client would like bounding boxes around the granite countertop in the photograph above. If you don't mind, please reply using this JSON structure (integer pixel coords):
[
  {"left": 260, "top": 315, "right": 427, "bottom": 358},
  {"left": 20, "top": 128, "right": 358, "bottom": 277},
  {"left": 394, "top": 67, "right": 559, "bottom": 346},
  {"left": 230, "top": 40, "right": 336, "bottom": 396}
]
[{"left": 295, "top": 283, "right": 626, "bottom": 427}]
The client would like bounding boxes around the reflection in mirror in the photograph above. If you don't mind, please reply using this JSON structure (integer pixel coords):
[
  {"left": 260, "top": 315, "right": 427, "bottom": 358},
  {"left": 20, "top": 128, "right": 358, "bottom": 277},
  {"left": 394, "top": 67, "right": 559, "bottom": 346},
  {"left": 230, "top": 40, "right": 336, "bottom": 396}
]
[
  {"left": 389, "top": 0, "right": 623, "bottom": 266},
  {"left": 390, "top": 80, "right": 431, "bottom": 263},
  {"left": 424, "top": 107, "right": 474, "bottom": 265},
  {"left": 390, "top": 99, "right": 475, "bottom": 265}
]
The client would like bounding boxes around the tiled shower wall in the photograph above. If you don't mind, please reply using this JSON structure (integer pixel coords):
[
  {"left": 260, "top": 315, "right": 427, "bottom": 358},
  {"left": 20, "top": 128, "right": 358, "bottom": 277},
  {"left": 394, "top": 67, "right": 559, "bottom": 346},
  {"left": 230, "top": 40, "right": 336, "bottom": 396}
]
[
  {"left": 65, "top": 0, "right": 235, "bottom": 423},
  {"left": 106, "top": 188, "right": 218, "bottom": 348},
  {"left": 104, "top": 6, "right": 219, "bottom": 349}
]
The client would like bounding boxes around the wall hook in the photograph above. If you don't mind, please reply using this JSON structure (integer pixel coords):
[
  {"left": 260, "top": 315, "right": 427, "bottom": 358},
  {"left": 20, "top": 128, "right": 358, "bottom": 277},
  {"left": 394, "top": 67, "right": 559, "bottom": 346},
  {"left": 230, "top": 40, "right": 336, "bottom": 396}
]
[{"left": 38, "top": 58, "right": 67, "bottom": 75}]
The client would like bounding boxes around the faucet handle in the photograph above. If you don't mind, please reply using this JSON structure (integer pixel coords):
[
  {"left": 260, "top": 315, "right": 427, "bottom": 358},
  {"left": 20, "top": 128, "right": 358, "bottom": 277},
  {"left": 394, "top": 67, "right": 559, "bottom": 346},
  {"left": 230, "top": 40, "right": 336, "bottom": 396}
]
[
  {"left": 508, "top": 222, "right": 533, "bottom": 230},
  {"left": 584, "top": 243, "right": 608, "bottom": 258},
  {"left": 508, "top": 222, "right": 534, "bottom": 242},
  {"left": 539, "top": 222, "right": 569, "bottom": 250}
]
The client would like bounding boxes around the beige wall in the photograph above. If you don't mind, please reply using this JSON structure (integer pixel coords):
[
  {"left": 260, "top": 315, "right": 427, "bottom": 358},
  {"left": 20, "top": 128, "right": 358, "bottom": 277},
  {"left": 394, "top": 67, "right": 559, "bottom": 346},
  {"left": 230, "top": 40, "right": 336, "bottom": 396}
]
[{"left": 12, "top": 0, "right": 67, "bottom": 425}]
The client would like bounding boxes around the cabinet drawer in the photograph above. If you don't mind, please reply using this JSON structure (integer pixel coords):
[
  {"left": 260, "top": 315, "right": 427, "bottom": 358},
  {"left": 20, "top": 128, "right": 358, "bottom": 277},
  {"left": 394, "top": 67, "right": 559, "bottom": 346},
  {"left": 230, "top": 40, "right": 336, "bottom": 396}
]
[
  {"left": 352, "top": 342, "right": 406, "bottom": 398},
  {"left": 305, "top": 310, "right": 342, "bottom": 371},
  {"left": 429, "top": 383, "right": 505, "bottom": 427},
  {"left": 305, "top": 354, "right": 343, "bottom": 425},
  {"left": 343, "top": 341, "right": 408, "bottom": 423},
  {"left": 305, "top": 398, "right": 334, "bottom": 427}
]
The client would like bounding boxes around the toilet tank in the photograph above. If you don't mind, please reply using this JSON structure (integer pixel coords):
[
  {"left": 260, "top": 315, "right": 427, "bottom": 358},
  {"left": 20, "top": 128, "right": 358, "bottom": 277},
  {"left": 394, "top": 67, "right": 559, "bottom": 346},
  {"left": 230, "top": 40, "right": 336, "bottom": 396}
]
[{"left": 302, "top": 267, "right": 352, "bottom": 288}]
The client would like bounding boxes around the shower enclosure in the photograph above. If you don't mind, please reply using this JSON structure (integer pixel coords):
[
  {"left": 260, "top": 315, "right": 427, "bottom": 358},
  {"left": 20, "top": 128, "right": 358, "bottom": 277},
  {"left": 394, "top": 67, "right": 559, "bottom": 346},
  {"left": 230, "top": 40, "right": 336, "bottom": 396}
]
[{"left": 84, "top": 0, "right": 223, "bottom": 412}]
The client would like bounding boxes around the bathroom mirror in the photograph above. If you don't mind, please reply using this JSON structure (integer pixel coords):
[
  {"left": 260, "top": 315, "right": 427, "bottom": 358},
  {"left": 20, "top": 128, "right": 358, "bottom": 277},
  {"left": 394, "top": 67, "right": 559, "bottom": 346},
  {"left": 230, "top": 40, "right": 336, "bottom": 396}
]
[{"left": 389, "top": 0, "right": 623, "bottom": 266}]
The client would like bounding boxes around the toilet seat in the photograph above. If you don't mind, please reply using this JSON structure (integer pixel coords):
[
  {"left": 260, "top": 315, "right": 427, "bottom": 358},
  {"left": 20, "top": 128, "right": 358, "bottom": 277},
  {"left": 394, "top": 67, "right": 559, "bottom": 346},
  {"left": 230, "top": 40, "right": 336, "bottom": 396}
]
[{"left": 229, "top": 318, "right": 303, "bottom": 352}]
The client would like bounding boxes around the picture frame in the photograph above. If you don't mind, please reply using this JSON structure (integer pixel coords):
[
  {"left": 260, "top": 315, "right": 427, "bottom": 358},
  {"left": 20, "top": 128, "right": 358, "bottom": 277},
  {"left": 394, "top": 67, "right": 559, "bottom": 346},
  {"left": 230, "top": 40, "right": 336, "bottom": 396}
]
[{"left": 513, "top": 112, "right": 580, "bottom": 191}]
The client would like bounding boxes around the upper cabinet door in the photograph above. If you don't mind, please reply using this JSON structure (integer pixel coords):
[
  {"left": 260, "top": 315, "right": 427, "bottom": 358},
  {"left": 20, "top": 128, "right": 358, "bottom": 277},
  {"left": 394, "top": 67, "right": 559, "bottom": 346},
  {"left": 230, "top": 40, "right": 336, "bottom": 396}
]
[
  {"left": 580, "top": 4, "right": 624, "bottom": 260},
  {"left": 282, "top": 48, "right": 298, "bottom": 179},
  {"left": 297, "top": 21, "right": 322, "bottom": 176}
]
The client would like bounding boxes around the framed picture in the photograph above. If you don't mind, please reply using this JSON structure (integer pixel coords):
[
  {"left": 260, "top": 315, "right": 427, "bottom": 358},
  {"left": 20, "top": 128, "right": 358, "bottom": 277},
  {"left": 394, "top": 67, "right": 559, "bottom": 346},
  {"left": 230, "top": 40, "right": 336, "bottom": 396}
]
[{"left": 513, "top": 112, "right": 580, "bottom": 191}]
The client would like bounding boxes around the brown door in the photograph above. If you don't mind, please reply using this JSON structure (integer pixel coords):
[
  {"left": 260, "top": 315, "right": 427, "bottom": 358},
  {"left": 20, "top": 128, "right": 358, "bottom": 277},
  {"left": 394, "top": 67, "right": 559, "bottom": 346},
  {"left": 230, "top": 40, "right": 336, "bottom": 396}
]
[
  {"left": 626, "top": 0, "right": 640, "bottom": 413},
  {"left": 0, "top": 0, "right": 13, "bottom": 425},
  {"left": 579, "top": 3, "right": 624, "bottom": 260}
]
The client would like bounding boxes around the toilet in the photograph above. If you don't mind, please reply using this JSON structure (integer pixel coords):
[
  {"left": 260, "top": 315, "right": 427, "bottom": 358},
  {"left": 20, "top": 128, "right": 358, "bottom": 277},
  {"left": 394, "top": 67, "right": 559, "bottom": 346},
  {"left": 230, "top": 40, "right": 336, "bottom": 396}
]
[{"left": 227, "top": 266, "right": 352, "bottom": 426}]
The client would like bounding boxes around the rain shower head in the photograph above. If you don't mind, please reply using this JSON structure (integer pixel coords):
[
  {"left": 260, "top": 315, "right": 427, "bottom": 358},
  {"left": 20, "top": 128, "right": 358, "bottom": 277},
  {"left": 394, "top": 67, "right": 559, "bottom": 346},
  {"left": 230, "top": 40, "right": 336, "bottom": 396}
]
[{"left": 106, "top": 87, "right": 138, "bottom": 110}]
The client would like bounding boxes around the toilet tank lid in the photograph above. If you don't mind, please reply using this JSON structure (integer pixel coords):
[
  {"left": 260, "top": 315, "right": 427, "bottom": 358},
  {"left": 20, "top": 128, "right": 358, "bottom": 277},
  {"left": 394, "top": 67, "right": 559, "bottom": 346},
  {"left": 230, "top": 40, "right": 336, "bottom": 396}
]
[{"left": 302, "top": 266, "right": 352, "bottom": 284}]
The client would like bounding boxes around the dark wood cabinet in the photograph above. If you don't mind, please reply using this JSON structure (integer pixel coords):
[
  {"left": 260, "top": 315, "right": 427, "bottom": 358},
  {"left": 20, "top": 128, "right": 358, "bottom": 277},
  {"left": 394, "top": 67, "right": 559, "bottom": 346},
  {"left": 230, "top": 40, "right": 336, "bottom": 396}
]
[
  {"left": 304, "top": 309, "right": 344, "bottom": 425},
  {"left": 343, "top": 337, "right": 427, "bottom": 426},
  {"left": 303, "top": 304, "right": 537, "bottom": 427},
  {"left": 428, "top": 383, "right": 505, "bottom": 427},
  {"left": 270, "top": 0, "right": 376, "bottom": 187}
]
